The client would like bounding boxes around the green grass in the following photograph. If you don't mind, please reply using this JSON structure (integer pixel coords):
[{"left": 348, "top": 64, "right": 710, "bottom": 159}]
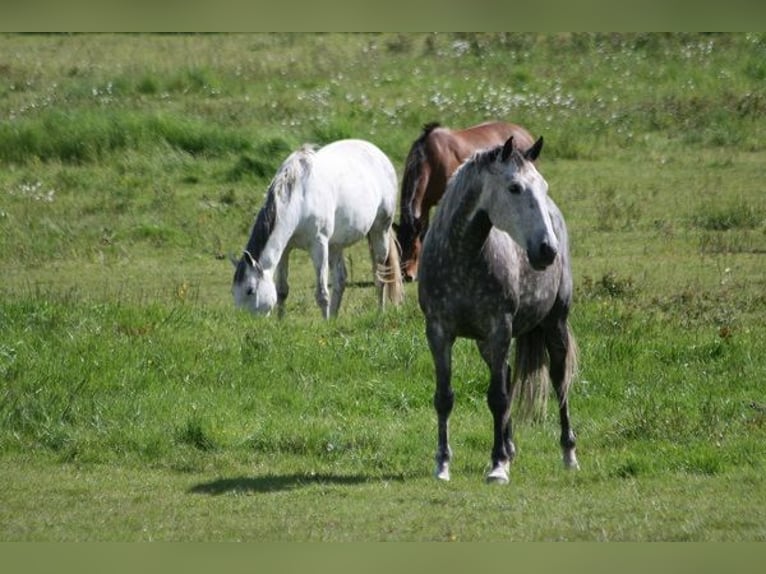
[
  {"left": 2, "top": 453, "right": 763, "bottom": 541},
  {"left": 1, "top": 33, "right": 766, "bottom": 541}
]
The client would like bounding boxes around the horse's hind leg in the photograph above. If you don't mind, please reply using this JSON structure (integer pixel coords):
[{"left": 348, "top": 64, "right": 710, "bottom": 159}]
[
  {"left": 310, "top": 238, "right": 331, "bottom": 319},
  {"left": 426, "top": 321, "right": 454, "bottom": 481},
  {"left": 367, "top": 227, "right": 389, "bottom": 309},
  {"left": 546, "top": 318, "right": 579, "bottom": 470},
  {"left": 328, "top": 248, "right": 347, "bottom": 317}
]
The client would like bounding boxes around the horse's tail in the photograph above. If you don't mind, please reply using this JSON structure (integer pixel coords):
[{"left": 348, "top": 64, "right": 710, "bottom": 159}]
[
  {"left": 379, "top": 231, "right": 404, "bottom": 306},
  {"left": 512, "top": 324, "right": 578, "bottom": 422}
]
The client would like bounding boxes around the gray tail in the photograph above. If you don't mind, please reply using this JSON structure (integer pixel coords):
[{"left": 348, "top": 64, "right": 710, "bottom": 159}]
[{"left": 511, "top": 325, "right": 577, "bottom": 422}]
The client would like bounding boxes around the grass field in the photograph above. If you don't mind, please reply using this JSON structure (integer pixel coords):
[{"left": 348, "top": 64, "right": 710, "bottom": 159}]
[{"left": 1, "top": 33, "right": 765, "bottom": 541}]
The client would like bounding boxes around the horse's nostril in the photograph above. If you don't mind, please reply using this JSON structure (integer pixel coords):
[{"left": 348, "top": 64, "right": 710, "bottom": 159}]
[
  {"left": 529, "top": 241, "right": 557, "bottom": 270},
  {"left": 541, "top": 242, "right": 557, "bottom": 263}
]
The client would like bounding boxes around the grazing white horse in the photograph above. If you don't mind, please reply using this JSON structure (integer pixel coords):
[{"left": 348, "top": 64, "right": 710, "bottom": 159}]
[{"left": 232, "top": 139, "right": 404, "bottom": 319}]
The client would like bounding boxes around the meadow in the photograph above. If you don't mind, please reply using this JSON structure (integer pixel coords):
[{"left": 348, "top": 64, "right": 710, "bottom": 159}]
[{"left": 1, "top": 33, "right": 765, "bottom": 541}]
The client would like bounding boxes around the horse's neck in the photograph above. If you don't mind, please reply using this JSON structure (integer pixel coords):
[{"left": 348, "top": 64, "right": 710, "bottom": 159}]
[
  {"left": 444, "top": 179, "right": 493, "bottom": 253},
  {"left": 246, "top": 194, "right": 301, "bottom": 271},
  {"left": 460, "top": 207, "right": 493, "bottom": 256},
  {"left": 264, "top": 206, "right": 302, "bottom": 270}
]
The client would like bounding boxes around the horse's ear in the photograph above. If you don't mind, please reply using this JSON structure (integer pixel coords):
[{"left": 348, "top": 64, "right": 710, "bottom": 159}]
[
  {"left": 500, "top": 136, "right": 515, "bottom": 162},
  {"left": 245, "top": 251, "right": 265, "bottom": 277},
  {"left": 243, "top": 250, "right": 256, "bottom": 268},
  {"left": 524, "top": 136, "right": 544, "bottom": 162}
]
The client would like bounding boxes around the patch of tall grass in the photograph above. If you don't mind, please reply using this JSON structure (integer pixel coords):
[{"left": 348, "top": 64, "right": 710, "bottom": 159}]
[{"left": 0, "top": 110, "right": 252, "bottom": 164}]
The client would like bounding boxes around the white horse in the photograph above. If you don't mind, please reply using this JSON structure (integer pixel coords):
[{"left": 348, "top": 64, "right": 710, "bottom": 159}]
[{"left": 232, "top": 139, "right": 404, "bottom": 319}]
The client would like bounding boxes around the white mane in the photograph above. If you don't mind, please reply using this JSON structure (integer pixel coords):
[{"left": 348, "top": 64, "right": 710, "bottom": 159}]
[{"left": 269, "top": 144, "right": 316, "bottom": 202}]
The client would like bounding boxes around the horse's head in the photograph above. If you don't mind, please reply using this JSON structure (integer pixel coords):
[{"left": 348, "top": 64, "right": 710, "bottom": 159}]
[
  {"left": 231, "top": 250, "right": 278, "bottom": 315},
  {"left": 485, "top": 136, "right": 558, "bottom": 271},
  {"left": 393, "top": 217, "right": 423, "bottom": 282}
]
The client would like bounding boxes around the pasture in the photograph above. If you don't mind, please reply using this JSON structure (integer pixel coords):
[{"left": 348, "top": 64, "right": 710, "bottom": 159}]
[{"left": 1, "top": 33, "right": 765, "bottom": 541}]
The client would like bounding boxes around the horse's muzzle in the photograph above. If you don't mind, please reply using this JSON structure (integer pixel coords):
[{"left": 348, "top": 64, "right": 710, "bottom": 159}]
[
  {"left": 529, "top": 241, "right": 558, "bottom": 270},
  {"left": 402, "top": 261, "right": 418, "bottom": 282}
]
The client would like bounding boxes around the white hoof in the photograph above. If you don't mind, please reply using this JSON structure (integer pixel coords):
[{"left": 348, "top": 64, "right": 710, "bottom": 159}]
[
  {"left": 485, "top": 462, "right": 510, "bottom": 485},
  {"left": 435, "top": 462, "right": 450, "bottom": 481},
  {"left": 563, "top": 449, "right": 580, "bottom": 470}
]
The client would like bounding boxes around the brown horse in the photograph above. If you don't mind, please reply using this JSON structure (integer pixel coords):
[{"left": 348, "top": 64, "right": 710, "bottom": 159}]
[{"left": 395, "top": 121, "right": 535, "bottom": 281}]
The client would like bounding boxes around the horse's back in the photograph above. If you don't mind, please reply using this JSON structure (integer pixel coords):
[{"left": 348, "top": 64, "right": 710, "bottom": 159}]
[
  {"left": 423, "top": 122, "right": 536, "bottom": 195},
  {"left": 452, "top": 122, "right": 535, "bottom": 157},
  {"left": 310, "top": 139, "right": 397, "bottom": 244},
  {"left": 316, "top": 139, "right": 396, "bottom": 200}
]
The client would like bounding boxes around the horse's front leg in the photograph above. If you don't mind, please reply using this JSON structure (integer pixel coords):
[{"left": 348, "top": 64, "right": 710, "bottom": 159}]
[
  {"left": 478, "top": 330, "right": 514, "bottom": 484},
  {"left": 310, "top": 238, "right": 331, "bottom": 319},
  {"left": 426, "top": 321, "right": 454, "bottom": 481},
  {"left": 275, "top": 252, "right": 290, "bottom": 319},
  {"left": 328, "top": 248, "right": 347, "bottom": 317}
]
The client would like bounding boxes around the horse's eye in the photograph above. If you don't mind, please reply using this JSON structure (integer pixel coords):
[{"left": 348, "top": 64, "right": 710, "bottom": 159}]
[
  {"left": 246, "top": 287, "right": 255, "bottom": 296},
  {"left": 508, "top": 183, "right": 523, "bottom": 195}
]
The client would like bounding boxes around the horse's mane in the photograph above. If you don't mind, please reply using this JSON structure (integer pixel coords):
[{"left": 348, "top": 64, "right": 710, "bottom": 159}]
[
  {"left": 428, "top": 147, "right": 486, "bottom": 237},
  {"left": 243, "top": 144, "right": 316, "bottom": 261},
  {"left": 471, "top": 142, "right": 526, "bottom": 171},
  {"left": 400, "top": 122, "right": 441, "bottom": 221},
  {"left": 445, "top": 144, "right": 499, "bottom": 196},
  {"left": 435, "top": 143, "right": 526, "bottom": 229}
]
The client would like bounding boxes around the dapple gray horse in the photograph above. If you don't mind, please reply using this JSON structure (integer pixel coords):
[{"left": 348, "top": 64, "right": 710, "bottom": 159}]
[{"left": 418, "top": 136, "right": 579, "bottom": 484}]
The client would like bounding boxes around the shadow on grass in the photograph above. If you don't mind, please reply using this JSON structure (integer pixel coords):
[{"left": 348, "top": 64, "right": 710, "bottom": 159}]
[{"left": 189, "top": 473, "right": 404, "bottom": 495}]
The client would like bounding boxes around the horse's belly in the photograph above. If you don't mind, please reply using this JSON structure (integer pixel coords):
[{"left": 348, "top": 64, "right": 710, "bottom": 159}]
[
  {"left": 330, "top": 208, "right": 375, "bottom": 245},
  {"left": 420, "top": 261, "right": 559, "bottom": 340},
  {"left": 511, "top": 303, "right": 553, "bottom": 335},
  {"left": 291, "top": 203, "right": 372, "bottom": 249}
]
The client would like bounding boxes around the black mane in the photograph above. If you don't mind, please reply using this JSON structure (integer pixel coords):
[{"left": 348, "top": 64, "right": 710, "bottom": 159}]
[{"left": 245, "top": 186, "right": 277, "bottom": 260}]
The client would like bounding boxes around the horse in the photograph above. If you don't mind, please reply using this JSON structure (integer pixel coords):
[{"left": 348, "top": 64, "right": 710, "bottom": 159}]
[
  {"left": 417, "top": 135, "right": 578, "bottom": 484},
  {"left": 232, "top": 139, "right": 404, "bottom": 319},
  {"left": 395, "top": 121, "right": 535, "bottom": 282}
]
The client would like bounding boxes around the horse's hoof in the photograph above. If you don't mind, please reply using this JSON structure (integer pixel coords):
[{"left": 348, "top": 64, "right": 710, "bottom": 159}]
[
  {"left": 434, "top": 463, "right": 451, "bottom": 482},
  {"left": 485, "top": 462, "right": 509, "bottom": 485},
  {"left": 563, "top": 449, "right": 580, "bottom": 471}
]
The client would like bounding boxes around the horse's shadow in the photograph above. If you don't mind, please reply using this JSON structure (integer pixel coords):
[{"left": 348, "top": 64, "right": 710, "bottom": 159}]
[{"left": 189, "top": 473, "right": 403, "bottom": 496}]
